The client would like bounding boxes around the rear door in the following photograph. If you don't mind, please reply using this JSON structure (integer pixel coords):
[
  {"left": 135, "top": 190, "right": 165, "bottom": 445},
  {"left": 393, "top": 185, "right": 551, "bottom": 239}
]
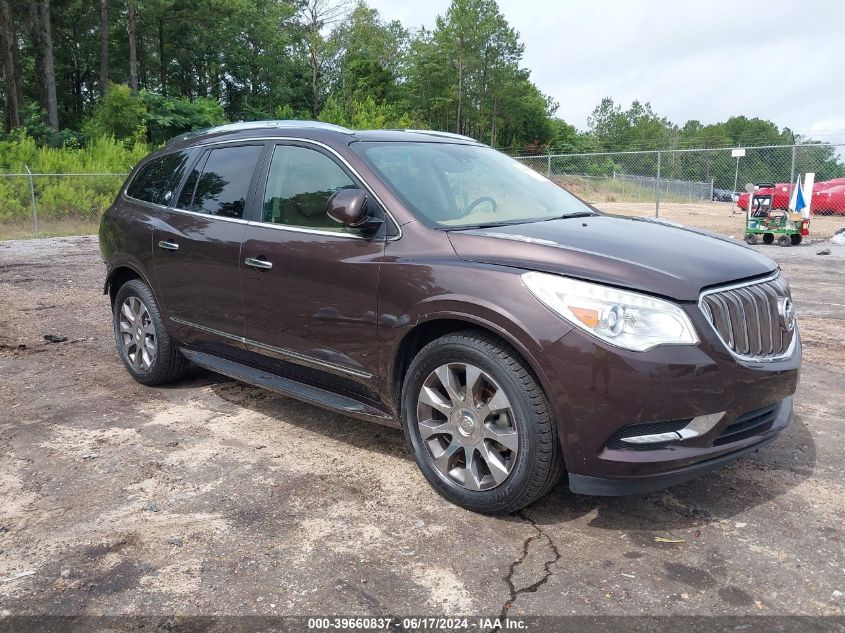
[
  {"left": 240, "top": 142, "right": 387, "bottom": 385},
  {"left": 153, "top": 142, "right": 266, "bottom": 351}
]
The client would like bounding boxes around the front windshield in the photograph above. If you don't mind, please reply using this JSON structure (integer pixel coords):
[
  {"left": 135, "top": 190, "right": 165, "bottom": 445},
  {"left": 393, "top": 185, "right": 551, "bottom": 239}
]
[{"left": 351, "top": 141, "right": 595, "bottom": 229}]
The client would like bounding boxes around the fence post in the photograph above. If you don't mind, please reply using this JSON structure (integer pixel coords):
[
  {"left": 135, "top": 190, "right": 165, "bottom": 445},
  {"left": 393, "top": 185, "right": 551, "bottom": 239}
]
[
  {"left": 546, "top": 154, "right": 551, "bottom": 178},
  {"left": 655, "top": 150, "right": 661, "bottom": 218},
  {"left": 733, "top": 154, "right": 740, "bottom": 194},
  {"left": 788, "top": 144, "right": 797, "bottom": 200},
  {"left": 24, "top": 165, "right": 38, "bottom": 238}
]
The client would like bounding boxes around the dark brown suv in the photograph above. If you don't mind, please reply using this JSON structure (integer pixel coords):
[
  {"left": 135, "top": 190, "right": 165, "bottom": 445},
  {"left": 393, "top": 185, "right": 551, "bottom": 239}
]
[{"left": 99, "top": 121, "right": 800, "bottom": 513}]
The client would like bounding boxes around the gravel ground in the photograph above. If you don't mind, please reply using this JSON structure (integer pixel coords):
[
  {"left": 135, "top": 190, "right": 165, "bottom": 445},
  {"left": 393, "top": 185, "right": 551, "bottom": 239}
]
[{"left": 0, "top": 235, "right": 843, "bottom": 624}]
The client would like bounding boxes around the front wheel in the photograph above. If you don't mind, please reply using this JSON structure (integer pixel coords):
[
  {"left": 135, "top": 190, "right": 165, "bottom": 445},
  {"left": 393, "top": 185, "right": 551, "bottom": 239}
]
[
  {"left": 744, "top": 233, "right": 757, "bottom": 245},
  {"left": 778, "top": 235, "right": 791, "bottom": 247},
  {"left": 401, "top": 331, "right": 564, "bottom": 514},
  {"left": 113, "top": 279, "right": 189, "bottom": 386}
]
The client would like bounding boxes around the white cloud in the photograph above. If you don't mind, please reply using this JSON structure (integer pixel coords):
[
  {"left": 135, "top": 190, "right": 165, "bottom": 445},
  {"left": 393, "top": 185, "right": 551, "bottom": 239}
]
[{"left": 367, "top": 0, "right": 845, "bottom": 142}]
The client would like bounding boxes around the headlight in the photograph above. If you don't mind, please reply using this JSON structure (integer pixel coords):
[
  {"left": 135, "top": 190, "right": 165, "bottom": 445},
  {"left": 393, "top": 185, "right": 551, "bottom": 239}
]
[{"left": 522, "top": 272, "right": 699, "bottom": 351}]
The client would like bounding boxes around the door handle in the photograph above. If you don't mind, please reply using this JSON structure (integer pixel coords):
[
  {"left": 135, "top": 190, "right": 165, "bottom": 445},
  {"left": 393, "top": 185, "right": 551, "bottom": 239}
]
[
  {"left": 244, "top": 257, "right": 273, "bottom": 270},
  {"left": 157, "top": 240, "right": 179, "bottom": 251}
]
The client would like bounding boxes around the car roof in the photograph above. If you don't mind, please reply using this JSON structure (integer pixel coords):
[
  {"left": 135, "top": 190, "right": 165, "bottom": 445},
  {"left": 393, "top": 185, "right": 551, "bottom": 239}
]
[{"left": 164, "top": 120, "right": 484, "bottom": 151}]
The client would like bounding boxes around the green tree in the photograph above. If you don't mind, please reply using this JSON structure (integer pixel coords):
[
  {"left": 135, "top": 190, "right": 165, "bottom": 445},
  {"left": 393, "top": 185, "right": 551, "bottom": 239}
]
[
  {"left": 139, "top": 90, "right": 226, "bottom": 144},
  {"left": 404, "top": 0, "right": 554, "bottom": 150},
  {"left": 327, "top": 2, "right": 408, "bottom": 108}
]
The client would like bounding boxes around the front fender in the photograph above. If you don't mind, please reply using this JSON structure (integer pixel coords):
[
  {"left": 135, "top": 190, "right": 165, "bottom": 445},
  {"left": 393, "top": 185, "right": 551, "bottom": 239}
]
[{"left": 378, "top": 263, "right": 574, "bottom": 418}]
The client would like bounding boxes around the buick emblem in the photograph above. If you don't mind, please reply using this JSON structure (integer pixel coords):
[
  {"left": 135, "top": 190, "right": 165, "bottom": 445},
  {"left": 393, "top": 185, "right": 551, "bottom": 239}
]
[{"left": 778, "top": 297, "right": 796, "bottom": 332}]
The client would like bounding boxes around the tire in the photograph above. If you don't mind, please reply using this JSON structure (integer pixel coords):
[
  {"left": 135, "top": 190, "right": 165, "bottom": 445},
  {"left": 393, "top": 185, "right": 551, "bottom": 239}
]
[
  {"left": 777, "top": 235, "right": 791, "bottom": 247},
  {"left": 744, "top": 233, "right": 757, "bottom": 245},
  {"left": 112, "top": 279, "right": 189, "bottom": 386},
  {"left": 762, "top": 233, "right": 775, "bottom": 245},
  {"left": 401, "top": 330, "right": 564, "bottom": 514},
  {"left": 790, "top": 234, "right": 803, "bottom": 246}
]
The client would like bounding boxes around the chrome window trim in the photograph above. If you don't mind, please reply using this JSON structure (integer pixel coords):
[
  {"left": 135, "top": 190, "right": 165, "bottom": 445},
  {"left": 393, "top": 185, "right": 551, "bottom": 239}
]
[
  {"left": 123, "top": 194, "right": 168, "bottom": 211},
  {"left": 124, "top": 195, "right": 252, "bottom": 225},
  {"left": 244, "top": 221, "right": 370, "bottom": 239},
  {"left": 697, "top": 271, "right": 798, "bottom": 363},
  {"left": 165, "top": 205, "right": 251, "bottom": 225},
  {"left": 169, "top": 316, "right": 373, "bottom": 379}
]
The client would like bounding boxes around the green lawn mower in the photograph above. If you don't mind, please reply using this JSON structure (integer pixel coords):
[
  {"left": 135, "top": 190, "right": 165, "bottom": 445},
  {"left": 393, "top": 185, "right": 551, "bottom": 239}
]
[{"left": 744, "top": 183, "right": 809, "bottom": 247}]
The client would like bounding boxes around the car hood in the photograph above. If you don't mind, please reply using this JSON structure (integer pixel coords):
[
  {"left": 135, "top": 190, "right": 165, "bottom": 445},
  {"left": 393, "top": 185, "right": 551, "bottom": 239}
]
[{"left": 446, "top": 215, "right": 777, "bottom": 302}]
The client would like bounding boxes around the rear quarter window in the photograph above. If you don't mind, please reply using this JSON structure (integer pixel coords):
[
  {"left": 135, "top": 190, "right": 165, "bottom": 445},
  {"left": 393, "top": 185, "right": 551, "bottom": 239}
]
[{"left": 126, "top": 151, "right": 190, "bottom": 204}]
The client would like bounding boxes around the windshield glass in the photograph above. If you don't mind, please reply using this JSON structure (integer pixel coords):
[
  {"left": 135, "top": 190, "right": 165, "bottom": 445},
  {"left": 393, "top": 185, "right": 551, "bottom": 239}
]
[{"left": 351, "top": 142, "right": 595, "bottom": 228}]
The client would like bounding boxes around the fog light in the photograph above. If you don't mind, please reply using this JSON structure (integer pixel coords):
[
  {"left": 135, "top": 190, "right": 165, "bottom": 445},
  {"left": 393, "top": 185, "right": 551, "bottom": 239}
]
[{"left": 619, "top": 412, "right": 725, "bottom": 445}]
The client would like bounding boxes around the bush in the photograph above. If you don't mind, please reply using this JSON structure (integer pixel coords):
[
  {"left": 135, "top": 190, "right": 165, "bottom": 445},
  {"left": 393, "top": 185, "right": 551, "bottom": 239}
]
[
  {"left": 84, "top": 84, "right": 148, "bottom": 142},
  {"left": 318, "top": 95, "right": 418, "bottom": 129},
  {"left": 21, "top": 104, "right": 85, "bottom": 148},
  {"left": 0, "top": 132, "right": 151, "bottom": 227}
]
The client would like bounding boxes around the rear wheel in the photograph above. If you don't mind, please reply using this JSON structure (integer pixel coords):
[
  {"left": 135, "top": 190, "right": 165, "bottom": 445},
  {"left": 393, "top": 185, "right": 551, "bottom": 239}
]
[
  {"left": 778, "top": 235, "right": 791, "bottom": 247},
  {"left": 790, "top": 234, "right": 803, "bottom": 246},
  {"left": 744, "top": 233, "right": 757, "bottom": 245},
  {"left": 762, "top": 233, "right": 775, "bottom": 245},
  {"left": 401, "top": 330, "right": 564, "bottom": 514},
  {"left": 113, "top": 279, "right": 189, "bottom": 386}
]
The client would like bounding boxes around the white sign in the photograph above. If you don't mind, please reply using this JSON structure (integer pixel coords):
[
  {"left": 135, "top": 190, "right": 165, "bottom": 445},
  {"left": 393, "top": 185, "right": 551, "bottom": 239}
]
[{"left": 731, "top": 148, "right": 746, "bottom": 158}]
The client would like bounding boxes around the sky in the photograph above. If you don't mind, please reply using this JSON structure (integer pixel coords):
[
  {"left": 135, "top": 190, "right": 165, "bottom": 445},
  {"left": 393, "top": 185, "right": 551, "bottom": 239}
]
[{"left": 366, "top": 0, "right": 845, "bottom": 143}]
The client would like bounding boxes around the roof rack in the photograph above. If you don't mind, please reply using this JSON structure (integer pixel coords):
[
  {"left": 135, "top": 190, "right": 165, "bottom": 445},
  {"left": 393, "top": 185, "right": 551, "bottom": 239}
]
[
  {"left": 401, "top": 129, "right": 480, "bottom": 143},
  {"left": 167, "top": 120, "right": 353, "bottom": 145}
]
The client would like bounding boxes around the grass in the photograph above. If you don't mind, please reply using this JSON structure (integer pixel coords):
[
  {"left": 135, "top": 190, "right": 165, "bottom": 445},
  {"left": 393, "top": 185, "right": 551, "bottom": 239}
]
[{"left": 0, "top": 219, "right": 100, "bottom": 241}]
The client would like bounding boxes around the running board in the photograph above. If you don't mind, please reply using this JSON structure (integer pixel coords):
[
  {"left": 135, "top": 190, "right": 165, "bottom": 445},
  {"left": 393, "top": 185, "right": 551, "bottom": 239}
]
[{"left": 180, "top": 348, "right": 398, "bottom": 428}]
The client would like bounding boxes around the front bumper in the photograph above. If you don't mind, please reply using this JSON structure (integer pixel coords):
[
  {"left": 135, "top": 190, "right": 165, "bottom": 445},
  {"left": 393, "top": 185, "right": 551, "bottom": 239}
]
[
  {"left": 533, "top": 305, "right": 800, "bottom": 495},
  {"left": 568, "top": 396, "right": 790, "bottom": 495}
]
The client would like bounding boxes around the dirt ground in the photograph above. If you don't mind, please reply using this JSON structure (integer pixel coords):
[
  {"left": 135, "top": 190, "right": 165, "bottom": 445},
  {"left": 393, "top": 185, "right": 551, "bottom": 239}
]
[
  {"left": 595, "top": 201, "right": 844, "bottom": 242},
  {"left": 0, "top": 235, "right": 844, "bottom": 625}
]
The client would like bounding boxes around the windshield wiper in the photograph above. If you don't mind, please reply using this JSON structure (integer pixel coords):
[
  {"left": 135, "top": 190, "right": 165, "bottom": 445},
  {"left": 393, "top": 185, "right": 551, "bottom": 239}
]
[
  {"left": 442, "top": 211, "right": 596, "bottom": 231},
  {"left": 543, "top": 211, "right": 595, "bottom": 220},
  {"left": 442, "top": 219, "right": 535, "bottom": 231}
]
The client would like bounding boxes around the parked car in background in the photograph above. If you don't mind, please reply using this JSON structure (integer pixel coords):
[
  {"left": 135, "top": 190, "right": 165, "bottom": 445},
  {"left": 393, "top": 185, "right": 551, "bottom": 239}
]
[
  {"left": 711, "top": 188, "right": 738, "bottom": 202},
  {"left": 99, "top": 121, "right": 800, "bottom": 513}
]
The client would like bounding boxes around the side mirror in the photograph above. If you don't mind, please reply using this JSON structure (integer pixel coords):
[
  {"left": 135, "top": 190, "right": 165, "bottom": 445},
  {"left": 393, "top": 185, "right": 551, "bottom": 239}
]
[{"left": 327, "top": 188, "right": 370, "bottom": 228}]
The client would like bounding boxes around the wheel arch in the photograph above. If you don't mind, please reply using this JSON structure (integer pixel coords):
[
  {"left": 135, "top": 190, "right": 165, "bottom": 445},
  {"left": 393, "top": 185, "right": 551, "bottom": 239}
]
[
  {"left": 388, "top": 313, "right": 553, "bottom": 419},
  {"left": 104, "top": 263, "right": 155, "bottom": 307}
]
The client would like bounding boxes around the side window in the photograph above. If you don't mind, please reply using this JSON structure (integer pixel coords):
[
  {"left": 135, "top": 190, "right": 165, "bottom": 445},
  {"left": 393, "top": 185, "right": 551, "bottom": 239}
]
[
  {"left": 175, "top": 155, "right": 204, "bottom": 210},
  {"left": 262, "top": 145, "right": 357, "bottom": 230},
  {"left": 126, "top": 151, "right": 189, "bottom": 204},
  {"left": 179, "top": 145, "right": 263, "bottom": 219}
]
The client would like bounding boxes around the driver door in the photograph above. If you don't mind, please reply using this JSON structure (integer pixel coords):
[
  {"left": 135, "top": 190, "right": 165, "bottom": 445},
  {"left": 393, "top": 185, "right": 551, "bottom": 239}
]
[{"left": 240, "top": 142, "right": 387, "bottom": 387}]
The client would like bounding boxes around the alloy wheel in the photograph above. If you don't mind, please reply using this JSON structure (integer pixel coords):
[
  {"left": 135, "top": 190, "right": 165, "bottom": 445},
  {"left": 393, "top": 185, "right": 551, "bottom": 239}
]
[
  {"left": 416, "top": 362, "right": 518, "bottom": 491},
  {"left": 118, "top": 296, "right": 156, "bottom": 371}
]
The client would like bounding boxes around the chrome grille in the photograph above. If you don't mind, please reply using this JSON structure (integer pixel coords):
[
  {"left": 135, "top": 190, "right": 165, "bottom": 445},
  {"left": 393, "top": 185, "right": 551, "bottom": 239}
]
[{"left": 699, "top": 274, "right": 794, "bottom": 359}]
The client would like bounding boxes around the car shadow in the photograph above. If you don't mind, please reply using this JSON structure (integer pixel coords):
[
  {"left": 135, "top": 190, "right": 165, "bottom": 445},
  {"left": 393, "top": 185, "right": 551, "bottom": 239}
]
[
  {"left": 155, "top": 365, "right": 233, "bottom": 390},
  {"left": 206, "top": 377, "right": 816, "bottom": 531}
]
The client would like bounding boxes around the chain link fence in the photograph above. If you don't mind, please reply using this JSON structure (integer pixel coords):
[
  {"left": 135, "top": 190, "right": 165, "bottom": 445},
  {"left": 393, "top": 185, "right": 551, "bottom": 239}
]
[
  {"left": 0, "top": 171, "right": 127, "bottom": 240},
  {"left": 1, "top": 143, "right": 844, "bottom": 242},
  {"left": 517, "top": 143, "right": 845, "bottom": 242}
]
